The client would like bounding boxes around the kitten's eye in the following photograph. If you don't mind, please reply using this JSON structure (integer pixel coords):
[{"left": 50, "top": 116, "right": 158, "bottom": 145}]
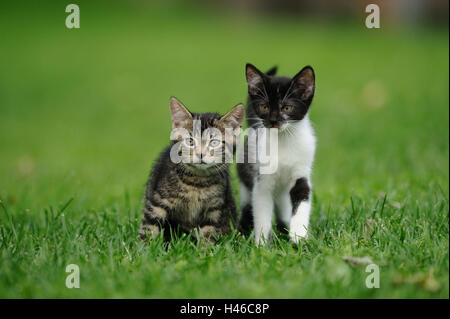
[
  {"left": 282, "top": 105, "right": 293, "bottom": 113},
  {"left": 184, "top": 137, "right": 195, "bottom": 147},
  {"left": 208, "top": 139, "right": 221, "bottom": 148},
  {"left": 260, "top": 105, "right": 269, "bottom": 113}
]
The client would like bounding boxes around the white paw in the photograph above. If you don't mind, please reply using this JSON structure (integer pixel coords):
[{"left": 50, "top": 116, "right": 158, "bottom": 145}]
[
  {"left": 254, "top": 230, "right": 271, "bottom": 246},
  {"left": 289, "top": 217, "right": 308, "bottom": 244},
  {"left": 289, "top": 229, "right": 307, "bottom": 244}
]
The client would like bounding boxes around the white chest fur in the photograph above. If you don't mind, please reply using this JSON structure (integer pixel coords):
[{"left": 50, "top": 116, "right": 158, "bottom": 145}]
[{"left": 257, "top": 117, "right": 316, "bottom": 192}]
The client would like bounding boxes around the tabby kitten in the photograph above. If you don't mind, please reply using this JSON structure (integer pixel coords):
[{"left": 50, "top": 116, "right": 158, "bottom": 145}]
[
  {"left": 237, "top": 63, "right": 316, "bottom": 245},
  {"left": 139, "top": 97, "right": 244, "bottom": 242}
]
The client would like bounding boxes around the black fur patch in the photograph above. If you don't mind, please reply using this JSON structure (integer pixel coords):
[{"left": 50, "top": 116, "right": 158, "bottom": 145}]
[
  {"left": 239, "top": 204, "right": 253, "bottom": 235},
  {"left": 289, "top": 177, "right": 310, "bottom": 213},
  {"left": 275, "top": 215, "right": 289, "bottom": 234}
]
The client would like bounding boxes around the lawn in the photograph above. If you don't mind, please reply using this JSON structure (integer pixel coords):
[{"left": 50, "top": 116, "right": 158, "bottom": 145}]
[{"left": 0, "top": 1, "right": 448, "bottom": 298}]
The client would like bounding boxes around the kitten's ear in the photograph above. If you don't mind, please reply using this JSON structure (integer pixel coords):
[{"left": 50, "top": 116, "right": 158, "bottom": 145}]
[
  {"left": 219, "top": 103, "right": 245, "bottom": 129},
  {"left": 266, "top": 66, "right": 277, "bottom": 76},
  {"left": 170, "top": 97, "right": 192, "bottom": 129},
  {"left": 292, "top": 66, "right": 315, "bottom": 102},
  {"left": 246, "top": 63, "right": 265, "bottom": 96}
]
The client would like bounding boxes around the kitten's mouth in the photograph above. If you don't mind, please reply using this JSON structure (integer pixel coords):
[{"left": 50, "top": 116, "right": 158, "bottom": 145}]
[
  {"left": 188, "top": 162, "right": 215, "bottom": 170},
  {"left": 264, "top": 122, "right": 284, "bottom": 130}
]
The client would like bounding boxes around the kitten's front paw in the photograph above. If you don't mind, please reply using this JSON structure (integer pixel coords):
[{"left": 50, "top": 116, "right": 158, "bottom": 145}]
[
  {"left": 254, "top": 231, "right": 271, "bottom": 246},
  {"left": 139, "top": 224, "right": 160, "bottom": 242},
  {"left": 195, "top": 225, "right": 219, "bottom": 245},
  {"left": 289, "top": 224, "right": 308, "bottom": 244}
]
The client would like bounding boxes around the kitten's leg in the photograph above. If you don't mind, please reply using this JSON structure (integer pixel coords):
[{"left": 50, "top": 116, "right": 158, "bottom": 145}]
[
  {"left": 139, "top": 200, "right": 168, "bottom": 241},
  {"left": 238, "top": 183, "right": 253, "bottom": 235},
  {"left": 275, "top": 191, "right": 293, "bottom": 234},
  {"left": 252, "top": 180, "right": 274, "bottom": 246},
  {"left": 289, "top": 177, "right": 311, "bottom": 244},
  {"left": 196, "top": 225, "right": 220, "bottom": 244},
  {"left": 197, "top": 208, "right": 228, "bottom": 244},
  {"left": 197, "top": 182, "right": 238, "bottom": 244}
]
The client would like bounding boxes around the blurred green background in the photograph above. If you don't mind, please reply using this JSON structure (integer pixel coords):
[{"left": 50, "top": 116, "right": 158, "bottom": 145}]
[{"left": 0, "top": 0, "right": 448, "bottom": 298}]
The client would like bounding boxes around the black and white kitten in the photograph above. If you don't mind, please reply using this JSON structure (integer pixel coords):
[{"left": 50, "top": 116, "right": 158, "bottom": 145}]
[{"left": 237, "top": 63, "right": 316, "bottom": 245}]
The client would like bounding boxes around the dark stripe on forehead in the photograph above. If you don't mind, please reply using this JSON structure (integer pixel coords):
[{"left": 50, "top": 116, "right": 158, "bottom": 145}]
[{"left": 192, "top": 113, "right": 221, "bottom": 131}]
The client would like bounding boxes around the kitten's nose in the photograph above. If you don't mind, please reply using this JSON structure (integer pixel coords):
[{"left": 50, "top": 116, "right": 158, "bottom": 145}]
[{"left": 269, "top": 112, "right": 279, "bottom": 126}]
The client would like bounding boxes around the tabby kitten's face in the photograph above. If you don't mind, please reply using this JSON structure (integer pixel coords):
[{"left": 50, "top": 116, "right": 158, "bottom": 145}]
[
  {"left": 245, "top": 63, "right": 315, "bottom": 131},
  {"left": 169, "top": 97, "right": 244, "bottom": 171}
]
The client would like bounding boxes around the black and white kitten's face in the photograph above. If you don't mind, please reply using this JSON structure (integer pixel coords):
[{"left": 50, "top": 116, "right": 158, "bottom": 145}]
[
  {"left": 245, "top": 63, "right": 315, "bottom": 131},
  {"left": 169, "top": 97, "right": 244, "bottom": 170}
]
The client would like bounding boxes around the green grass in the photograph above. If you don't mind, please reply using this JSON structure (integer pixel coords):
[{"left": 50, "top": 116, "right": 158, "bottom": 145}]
[{"left": 0, "top": 1, "right": 448, "bottom": 298}]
